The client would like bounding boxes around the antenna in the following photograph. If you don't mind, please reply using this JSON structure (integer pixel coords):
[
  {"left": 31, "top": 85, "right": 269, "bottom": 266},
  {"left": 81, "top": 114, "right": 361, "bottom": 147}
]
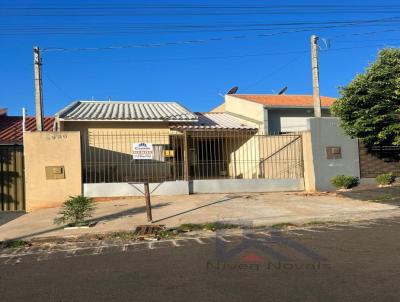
[
  {"left": 319, "top": 38, "right": 331, "bottom": 51},
  {"left": 226, "top": 86, "right": 239, "bottom": 95},
  {"left": 22, "top": 108, "right": 26, "bottom": 132},
  {"left": 278, "top": 86, "right": 288, "bottom": 95}
]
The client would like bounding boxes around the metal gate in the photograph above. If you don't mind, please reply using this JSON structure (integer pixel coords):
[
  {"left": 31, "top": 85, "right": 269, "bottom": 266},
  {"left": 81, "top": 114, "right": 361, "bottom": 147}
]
[
  {"left": 0, "top": 145, "right": 25, "bottom": 211},
  {"left": 81, "top": 130, "right": 304, "bottom": 183}
]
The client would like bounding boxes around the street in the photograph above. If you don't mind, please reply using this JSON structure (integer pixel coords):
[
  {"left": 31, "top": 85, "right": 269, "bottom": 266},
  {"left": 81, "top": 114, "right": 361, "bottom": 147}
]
[{"left": 1, "top": 218, "right": 400, "bottom": 301}]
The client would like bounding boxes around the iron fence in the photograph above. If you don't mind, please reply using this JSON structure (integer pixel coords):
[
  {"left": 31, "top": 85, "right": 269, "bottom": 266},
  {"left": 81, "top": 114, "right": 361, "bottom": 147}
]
[
  {"left": 81, "top": 130, "right": 303, "bottom": 183},
  {"left": 359, "top": 142, "right": 400, "bottom": 177}
]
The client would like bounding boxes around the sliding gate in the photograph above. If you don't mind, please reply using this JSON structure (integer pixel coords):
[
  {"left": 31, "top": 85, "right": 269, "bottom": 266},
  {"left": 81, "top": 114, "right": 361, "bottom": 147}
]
[{"left": 0, "top": 145, "right": 25, "bottom": 211}]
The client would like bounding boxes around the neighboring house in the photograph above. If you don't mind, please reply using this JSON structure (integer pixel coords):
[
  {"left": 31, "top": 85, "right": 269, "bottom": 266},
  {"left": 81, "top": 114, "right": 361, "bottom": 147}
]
[
  {"left": 0, "top": 109, "right": 54, "bottom": 211},
  {"left": 213, "top": 94, "right": 335, "bottom": 134},
  {"left": 0, "top": 110, "right": 54, "bottom": 145}
]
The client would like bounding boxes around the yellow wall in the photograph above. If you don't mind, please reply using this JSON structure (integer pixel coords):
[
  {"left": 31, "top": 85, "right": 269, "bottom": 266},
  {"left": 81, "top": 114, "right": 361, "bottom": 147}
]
[
  {"left": 23, "top": 131, "right": 82, "bottom": 211},
  {"left": 211, "top": 103, "right": 225, "bottom": 112},
  {"left": 224, "top": 95, "right": 265, "bottom": 133},
  {"left": 62, "top": 121, "right": 170, "bottom": 150},
  {"left": 301, "top": 131, "right": 316, "bottom": 191}
]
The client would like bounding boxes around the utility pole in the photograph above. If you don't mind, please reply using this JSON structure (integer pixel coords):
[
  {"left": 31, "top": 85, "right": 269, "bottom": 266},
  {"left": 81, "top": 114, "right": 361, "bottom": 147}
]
[
  {"left": 311, "top": 35, "right": 322, "bottom": 118},
  {"left": 33, "top": 46, "right": 44, "bottom": 131}
]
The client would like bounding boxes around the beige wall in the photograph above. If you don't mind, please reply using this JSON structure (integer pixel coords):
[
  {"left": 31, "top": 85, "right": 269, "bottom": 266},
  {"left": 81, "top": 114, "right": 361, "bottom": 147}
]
[
  {"left": 62, "top": 121, "right": 170, "bottom": 154},
  {"left": 24, "top": 131, "right": 82, "bottom": 211},
  {"left": 211, "top": 103, "right": 225, "bottom": 112},
  {"left": 229, "top": 135, "right": 260, "bottom": 179},
  {"left": 224, "top": 95, "right": 265, "bottom": 133},
  {"left": 61, "top": 120, "right": 169, "bottom": 132}
]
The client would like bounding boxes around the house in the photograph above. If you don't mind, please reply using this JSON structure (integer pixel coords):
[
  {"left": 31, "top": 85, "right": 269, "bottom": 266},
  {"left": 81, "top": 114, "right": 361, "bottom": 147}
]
[
  {"left": 213, "top": 94, "right": 336, "bottom": 134},
  {"left": 55, "top": 100, "right": 275, "bottom": 183}
]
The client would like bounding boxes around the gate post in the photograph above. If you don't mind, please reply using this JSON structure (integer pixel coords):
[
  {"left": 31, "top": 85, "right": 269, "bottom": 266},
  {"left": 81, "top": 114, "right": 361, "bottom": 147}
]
[
  {"left": 183, "top": 131, "right": 189, "bottom": 181},
  {"left": 302, "top": 131, "right": 317, "bottom": 192}
]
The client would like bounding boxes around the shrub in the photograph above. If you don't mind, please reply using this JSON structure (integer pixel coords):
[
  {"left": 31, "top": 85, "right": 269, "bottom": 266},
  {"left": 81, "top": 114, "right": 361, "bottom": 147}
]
[
  {"left": 376, "top": 173, "right": 396, "bottom": 186},
  {"left": 331, "top": 175, "right": 359, "bottom": 189},
  {"left": 54, "top": 195, "right": 95, "bottom": 226}
]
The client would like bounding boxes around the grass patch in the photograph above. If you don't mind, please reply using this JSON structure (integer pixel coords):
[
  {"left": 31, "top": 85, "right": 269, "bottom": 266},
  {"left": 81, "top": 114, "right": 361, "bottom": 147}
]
[
  {"left": 203, "top": 222, "right": 239, "bottom": 231},
  {"left": 302, "top": 221, "right": 339, "bottom": 227},
  {"left": 156, "top": 230, "right": 174, "bottom": 239},
  {"left": 176, "top": 223, "right": 204, "bottom": 232},
  {"left": 1, "top": 240, "right": 30, "bottom": 249},
  {"left": 108, "top": 231, "right": 136, "bottom": 240},
  {"left": 271, "top": 223, "right": 297, "bottom": 229},
  {"left": 174, "top": 222, "right": 240, "bottom": 233},
  {"left": 373, "top": 194, "right": 394, "bottom": 201}
]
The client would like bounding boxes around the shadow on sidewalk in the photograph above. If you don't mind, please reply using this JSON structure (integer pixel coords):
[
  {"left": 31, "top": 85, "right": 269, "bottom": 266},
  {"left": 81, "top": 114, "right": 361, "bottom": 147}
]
[
  {"left": 152, "top": 195, "right": 240, "bottom": 223},
  {"left": 2, "top": 202, "right": 170, "bottom": 242},
  {"left": 338, "top": 185, "right": 400, "bottom": 206},
  {"left": 88, "top": 202, "right": 171, "bottom": 224},
  {"left": 0, "top": 212, "right": 25, "bottom": 227}
]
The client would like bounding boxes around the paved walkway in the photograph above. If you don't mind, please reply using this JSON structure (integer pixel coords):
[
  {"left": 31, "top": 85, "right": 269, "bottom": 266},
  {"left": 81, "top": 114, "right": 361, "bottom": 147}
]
[{"left": 0, "top": 191, "right": 399, "bottom": 241}]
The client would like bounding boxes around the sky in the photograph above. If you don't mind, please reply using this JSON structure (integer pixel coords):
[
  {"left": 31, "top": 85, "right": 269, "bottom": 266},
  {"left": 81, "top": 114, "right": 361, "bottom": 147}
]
[{"left": 1, "top": 0, "right": 400, "bottom": 116}]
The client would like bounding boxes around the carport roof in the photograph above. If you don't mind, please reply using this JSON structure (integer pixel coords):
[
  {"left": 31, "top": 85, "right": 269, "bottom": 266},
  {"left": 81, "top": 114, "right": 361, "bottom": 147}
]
[
  {"left": 170, "top": 112, "right": 258, "bottom": 130},
  {"left": 57, "top": 101, "right": 198, "bottom": 122}
]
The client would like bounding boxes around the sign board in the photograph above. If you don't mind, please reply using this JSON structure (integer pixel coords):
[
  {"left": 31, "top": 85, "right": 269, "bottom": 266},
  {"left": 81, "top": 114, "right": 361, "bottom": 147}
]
[
  {"left": 326, "top": 146, "right": 342, "bottom": 159},
  {"left": 132, "top": 143, "right": 154, "bottom": 160}
]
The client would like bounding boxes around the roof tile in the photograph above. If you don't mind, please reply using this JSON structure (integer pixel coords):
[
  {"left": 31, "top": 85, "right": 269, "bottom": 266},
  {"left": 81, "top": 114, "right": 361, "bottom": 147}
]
[
  {"left": 232, "top": 94, "right": 335, "bottom": 108},
  {"left": 0, "top": 116, "right": 55, "bottom": 144},
  {"left": 57, "top": 101, "right": 198, "bottom": 122}
]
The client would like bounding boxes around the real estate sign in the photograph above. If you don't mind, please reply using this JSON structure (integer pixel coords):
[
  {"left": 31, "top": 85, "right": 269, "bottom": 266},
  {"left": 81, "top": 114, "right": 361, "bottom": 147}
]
[{"left": 132, "top": 142, "right": 154, "bottom": 159}]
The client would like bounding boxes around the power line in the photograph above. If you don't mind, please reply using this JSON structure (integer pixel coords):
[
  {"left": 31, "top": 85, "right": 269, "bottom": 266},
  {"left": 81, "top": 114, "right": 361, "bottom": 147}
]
[
  {"left": 3, "top": 5, "right": 400, "bottom": 17},
  {"left": 243, "top": 53, "right": 307, "bottom": 90},
  {"left": 42, "top": 71, "right": 73, "bottom": 100},
  {"left": 2, "top": 18, "right": 400, "bottom": 35},
  {"left": 39, "top": 19, "right": 400, "bottom": 52}
]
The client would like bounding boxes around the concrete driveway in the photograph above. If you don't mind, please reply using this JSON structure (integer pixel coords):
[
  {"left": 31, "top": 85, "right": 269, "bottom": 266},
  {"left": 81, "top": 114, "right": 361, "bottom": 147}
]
[{"left": 0, "top": 191, "right": 399, "bottom": 241}]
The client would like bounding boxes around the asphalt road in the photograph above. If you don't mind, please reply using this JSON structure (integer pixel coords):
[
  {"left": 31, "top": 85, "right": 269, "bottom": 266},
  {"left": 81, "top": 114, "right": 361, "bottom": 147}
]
[{"left": 1, "top": 218, "right": 400, "bottom": 302}]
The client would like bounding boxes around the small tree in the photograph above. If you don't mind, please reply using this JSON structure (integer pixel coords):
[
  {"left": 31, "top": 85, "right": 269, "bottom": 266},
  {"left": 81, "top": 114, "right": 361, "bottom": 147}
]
[
  {"left": 331, "top": 48, "right": 400, "bottom": 146},
  {"left": 54, "top": 195, "right": 95, "bottom": 226}
]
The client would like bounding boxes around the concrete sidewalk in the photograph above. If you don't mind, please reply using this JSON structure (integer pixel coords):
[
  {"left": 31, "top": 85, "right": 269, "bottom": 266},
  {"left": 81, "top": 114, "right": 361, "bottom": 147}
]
[{"left": 0, "top": 192, "right": 399, "bottom": 241}]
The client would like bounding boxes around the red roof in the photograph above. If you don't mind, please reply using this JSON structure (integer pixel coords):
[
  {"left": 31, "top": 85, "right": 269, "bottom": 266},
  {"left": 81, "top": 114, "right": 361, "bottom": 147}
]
[
  {"left": 0, "top": 116, "right": 55, "bottom": 144},
  {"left": 232, "top": 94, "right": 336, "bottom": 108}
]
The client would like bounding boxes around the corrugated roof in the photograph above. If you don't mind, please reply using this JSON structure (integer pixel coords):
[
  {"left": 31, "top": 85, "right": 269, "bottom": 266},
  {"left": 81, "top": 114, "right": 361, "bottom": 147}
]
[
  {"left": 0, "top": 116, "right": 55, "bottom": 144},
  {"left": 170, "top": 112, "right": 258, "bottom": 130},
  {"left": 57, "top": 101, "right": 198, "bottom": 122},
  {"left": 232, "top": 94, "right": 335, "bottom": 108}
]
